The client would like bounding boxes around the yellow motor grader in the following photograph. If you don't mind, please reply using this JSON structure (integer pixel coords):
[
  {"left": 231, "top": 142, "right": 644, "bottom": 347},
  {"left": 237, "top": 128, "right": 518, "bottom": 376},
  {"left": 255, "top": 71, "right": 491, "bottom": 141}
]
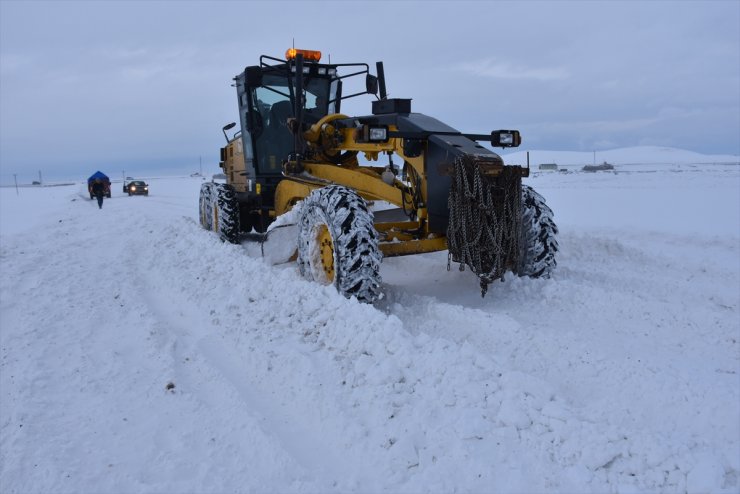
[{"left": 200, "top": 48, "right": 558, "bottom": 303}]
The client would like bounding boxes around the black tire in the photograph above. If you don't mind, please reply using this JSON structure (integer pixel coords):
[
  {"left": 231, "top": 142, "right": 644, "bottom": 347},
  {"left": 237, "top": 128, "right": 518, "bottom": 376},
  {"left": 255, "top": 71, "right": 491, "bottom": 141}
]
[
  {"left": 199, "top": 182, "right": 239, "bottom": 243},
  {"left": 298, "top": 185, "right": 382, "bottom": 303},
  {"left": 517, "top": 184, "right": 558, "bottom": 278},
  {"left": 212, "top": 183, "right": 240, "bottom": 243},
  {"left": 199, "top": 182, "right": 216, "bottom": 230}
]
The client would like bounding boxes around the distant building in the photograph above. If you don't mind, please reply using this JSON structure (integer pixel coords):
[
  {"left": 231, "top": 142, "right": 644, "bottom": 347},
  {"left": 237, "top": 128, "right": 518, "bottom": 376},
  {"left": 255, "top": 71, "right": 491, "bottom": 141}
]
[
  {"left": 538, "top": 163, "right": 558, "bottom": 171},
  {"left": 582, "top": 161, "right": 615, "bottom": 172}
]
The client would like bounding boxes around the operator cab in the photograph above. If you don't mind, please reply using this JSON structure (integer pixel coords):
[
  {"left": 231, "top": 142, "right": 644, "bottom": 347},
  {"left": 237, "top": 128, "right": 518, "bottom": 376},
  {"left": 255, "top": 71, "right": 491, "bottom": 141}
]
[
  {"left": 235, "top": 49, "right": 346, "bottom": 180},
  {"left": 222, "top": 48, "right": 382, "bottom": 232},
  {"left": 250, "top": 71, "right": 334, "bottom": 173}
]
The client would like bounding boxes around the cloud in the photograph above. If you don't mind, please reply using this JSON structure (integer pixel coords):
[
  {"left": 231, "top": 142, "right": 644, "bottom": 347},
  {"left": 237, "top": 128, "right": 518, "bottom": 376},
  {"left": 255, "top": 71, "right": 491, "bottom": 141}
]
[
  {"left": 0, "top": 53, "right": 33, "bottom": 76},
  {"left": 591, "top": 139, "right": 619, "bottom": 150},
  {"left": 532, "top": 116, "right": 660, "bottom": 135},
  {"left": 1, "top": 0, "right": 737, "bottom": 169},
  {"left": 453, "top": 58, "right": 570, "bottom": 81}
]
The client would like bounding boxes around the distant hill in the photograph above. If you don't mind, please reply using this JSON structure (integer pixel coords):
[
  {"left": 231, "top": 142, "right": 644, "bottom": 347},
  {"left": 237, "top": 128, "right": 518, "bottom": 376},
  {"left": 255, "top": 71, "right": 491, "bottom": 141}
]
[{"left": 501, "top": 146, "right": 739, "bottom": 167}]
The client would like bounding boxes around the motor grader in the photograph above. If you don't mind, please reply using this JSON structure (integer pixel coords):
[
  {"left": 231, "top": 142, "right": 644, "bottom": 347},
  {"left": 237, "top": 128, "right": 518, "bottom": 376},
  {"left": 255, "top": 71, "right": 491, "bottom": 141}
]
[{"left": 199, "top": 48, "right": 558, "bottom": 303}]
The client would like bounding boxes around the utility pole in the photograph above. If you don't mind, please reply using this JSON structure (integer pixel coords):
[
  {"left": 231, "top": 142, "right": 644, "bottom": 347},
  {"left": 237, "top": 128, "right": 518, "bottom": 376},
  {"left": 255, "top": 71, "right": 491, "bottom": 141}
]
[
  {"left": 13, "top": 174, "right": 18, "bottom": 195},
  {"left": 38, "top": 170, "right": 42, "bottom": 185},
  {"left": 199, "top": 155, "right": 202, "bottom": 176}
]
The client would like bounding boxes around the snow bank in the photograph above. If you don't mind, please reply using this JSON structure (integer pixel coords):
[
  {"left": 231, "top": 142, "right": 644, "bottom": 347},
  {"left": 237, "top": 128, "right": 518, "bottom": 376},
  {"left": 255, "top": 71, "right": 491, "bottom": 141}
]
[
  {"left": 1, "top": 166, "right": 738, "bottom": 493},
  {"left": 502, "top": 145, "right": 739, "bottom": 168}
]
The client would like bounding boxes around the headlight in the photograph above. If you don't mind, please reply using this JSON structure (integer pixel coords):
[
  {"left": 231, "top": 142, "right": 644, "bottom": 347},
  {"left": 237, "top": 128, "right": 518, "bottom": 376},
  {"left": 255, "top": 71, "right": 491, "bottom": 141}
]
[
  {"left": 359, "top": 124, "right": 389, "bottom": 143},
  {"left": 369, "top": 127, "right": 388, "bottom": 142},
  {"left": 130, "top": 186, "right": 136, "bottom": 191}
]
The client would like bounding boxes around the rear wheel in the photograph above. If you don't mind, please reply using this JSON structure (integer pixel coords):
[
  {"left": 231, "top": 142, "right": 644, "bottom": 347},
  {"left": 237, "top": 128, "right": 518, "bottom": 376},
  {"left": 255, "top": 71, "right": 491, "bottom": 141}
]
[
  {"left": 199, "top": 183, "right": 215, "bottom": 230},
  {"left": 214, "top": 184, "right": 240, "bottom": 243},
  {"left": 517, "top": 184, "right": 558, "bottom": 278},
  {"left": 298, "top": 185, "right": 382, "bottom": 303},
  {"left": 199, "top": 183, "right": 240, "bottom": 243}
]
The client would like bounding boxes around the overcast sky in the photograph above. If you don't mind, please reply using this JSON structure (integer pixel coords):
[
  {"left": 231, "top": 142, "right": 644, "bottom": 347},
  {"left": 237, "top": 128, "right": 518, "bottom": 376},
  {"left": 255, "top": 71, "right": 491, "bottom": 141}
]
[{"left": 1, "top": 0, "right": 738, "bottom": 181}]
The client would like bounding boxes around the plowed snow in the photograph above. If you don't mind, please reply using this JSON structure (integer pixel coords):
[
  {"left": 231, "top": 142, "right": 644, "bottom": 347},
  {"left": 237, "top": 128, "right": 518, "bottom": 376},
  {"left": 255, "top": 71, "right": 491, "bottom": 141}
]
[{"left": 1, "top": 163, "right": 738, "bottom": 493}]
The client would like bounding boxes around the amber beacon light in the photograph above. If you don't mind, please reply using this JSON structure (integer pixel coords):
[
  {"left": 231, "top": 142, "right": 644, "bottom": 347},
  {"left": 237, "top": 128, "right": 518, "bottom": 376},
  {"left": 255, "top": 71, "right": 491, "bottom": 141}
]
[{"left": 285, "top": 48, "right": 322, "bottom": 62}]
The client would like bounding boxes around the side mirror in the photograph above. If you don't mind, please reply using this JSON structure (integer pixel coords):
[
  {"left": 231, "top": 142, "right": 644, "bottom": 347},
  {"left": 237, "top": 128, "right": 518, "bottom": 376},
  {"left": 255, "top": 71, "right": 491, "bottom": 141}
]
[
  {"left": 222, "top": 122, "right": 237, "bottom": 143},
  {"left": 366, "top": 74, "right": 378, "bottom": 95},
  {"left": 491, "top": 130, "right": 521, "bottom": 148},
  {"left": 245, "top": 66, "right": 263, "bottom": 87}
]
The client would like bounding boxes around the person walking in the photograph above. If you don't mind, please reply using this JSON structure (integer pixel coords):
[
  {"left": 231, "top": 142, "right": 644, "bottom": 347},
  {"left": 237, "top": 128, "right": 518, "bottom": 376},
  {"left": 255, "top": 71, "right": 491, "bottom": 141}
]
[{"left": 91, "top": 178, "right": 105, "bottom": 209}]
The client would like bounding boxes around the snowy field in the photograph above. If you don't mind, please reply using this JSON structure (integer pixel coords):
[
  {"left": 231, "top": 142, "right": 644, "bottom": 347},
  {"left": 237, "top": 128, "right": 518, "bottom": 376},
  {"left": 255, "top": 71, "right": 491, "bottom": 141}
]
[{"left": 1, "top": 159, "right": 739, "bottom": 493}]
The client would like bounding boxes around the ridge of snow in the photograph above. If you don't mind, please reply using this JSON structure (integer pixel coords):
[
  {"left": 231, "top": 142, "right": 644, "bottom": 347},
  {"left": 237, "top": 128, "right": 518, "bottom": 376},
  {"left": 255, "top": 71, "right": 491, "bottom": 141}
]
[
  {"left": 502, "top": 145, "right": 739, "bottom": 167},
  {"left": 1, "top": 166, "right": 738, "bottom": 493}
]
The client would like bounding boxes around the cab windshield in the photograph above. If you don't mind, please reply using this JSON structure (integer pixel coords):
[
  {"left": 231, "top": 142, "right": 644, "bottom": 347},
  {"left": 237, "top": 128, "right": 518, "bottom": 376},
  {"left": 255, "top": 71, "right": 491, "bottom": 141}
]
[{"left": 251, "top": 73, "right": 335, "bottom": 174}]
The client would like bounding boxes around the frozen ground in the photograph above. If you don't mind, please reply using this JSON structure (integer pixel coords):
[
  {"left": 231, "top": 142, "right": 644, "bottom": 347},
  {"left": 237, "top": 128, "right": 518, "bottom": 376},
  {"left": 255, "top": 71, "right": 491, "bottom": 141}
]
[{"left": 1, "top": 159, "right": 738, "bottom": 493}]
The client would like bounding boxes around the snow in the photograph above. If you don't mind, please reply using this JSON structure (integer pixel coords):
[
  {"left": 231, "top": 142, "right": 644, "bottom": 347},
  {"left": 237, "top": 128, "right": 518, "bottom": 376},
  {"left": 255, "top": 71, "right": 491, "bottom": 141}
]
[
  {"left": 1, "top": 152, "right": 739, "bottom": 493},
  {"left": 502, "top": 146, "right": 739, "bottom": 169}
]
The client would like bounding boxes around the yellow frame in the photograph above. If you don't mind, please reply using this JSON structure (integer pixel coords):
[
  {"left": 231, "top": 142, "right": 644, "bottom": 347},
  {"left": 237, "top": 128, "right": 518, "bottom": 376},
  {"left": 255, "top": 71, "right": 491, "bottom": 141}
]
[{"left": 221, "top": 113, "right": 449, "bottom": 257}]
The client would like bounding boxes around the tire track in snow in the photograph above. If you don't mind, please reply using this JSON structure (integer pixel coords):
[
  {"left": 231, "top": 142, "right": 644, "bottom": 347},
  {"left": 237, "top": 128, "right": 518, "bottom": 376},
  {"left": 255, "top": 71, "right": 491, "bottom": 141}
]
[
  {"left": 0, "top": 193, "right": 177, "bottom": 491},
  {"left": 85, "top": 194, "right": 336, "bottom": 491},
  {"left": 128, "top": 218, "right": 375, "bottom": 491},
  {"left": 3, "top": 175, "right": 737, "bottom": 493}
]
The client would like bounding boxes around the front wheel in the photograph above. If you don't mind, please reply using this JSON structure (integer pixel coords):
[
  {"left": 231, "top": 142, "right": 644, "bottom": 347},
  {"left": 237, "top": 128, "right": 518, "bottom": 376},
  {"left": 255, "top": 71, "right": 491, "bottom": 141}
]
[
  {"left": 297, "top": 185, "right": 382, "bottom": 303},
  {"left": 517, "top": 184, "right": 558, "bottom": 278}
]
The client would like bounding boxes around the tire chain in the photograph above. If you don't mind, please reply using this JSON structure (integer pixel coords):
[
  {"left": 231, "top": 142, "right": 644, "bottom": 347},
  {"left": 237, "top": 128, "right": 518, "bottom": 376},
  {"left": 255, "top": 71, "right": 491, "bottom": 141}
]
[
  {"left": 213, "top": 183, "right": 240, "bottom": 244},
  {"left": 447, "top": 154, "right": 522, "bottom": 296},
  {"left": 298, "top": 185, "right": 382, "bottom": 303},
  {"left": 198, "top": 182, "right": 239, "bottom": 243},
  {"left": 518, "top": 184, "right": 558, "bottom": 278}
]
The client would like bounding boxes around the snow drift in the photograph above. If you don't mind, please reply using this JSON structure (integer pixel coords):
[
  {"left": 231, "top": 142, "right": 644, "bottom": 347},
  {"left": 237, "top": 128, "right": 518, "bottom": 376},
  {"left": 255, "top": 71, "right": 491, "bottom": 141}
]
[{"left": 1, "top": 157, "right": 738, "bottom": 493}]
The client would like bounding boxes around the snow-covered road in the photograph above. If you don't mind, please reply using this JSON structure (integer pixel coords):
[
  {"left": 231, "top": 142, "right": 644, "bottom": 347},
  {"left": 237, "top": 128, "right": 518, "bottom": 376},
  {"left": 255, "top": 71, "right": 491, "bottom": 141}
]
[{"left": 1, "top": 164, "right": 738, "bottom": 493}]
